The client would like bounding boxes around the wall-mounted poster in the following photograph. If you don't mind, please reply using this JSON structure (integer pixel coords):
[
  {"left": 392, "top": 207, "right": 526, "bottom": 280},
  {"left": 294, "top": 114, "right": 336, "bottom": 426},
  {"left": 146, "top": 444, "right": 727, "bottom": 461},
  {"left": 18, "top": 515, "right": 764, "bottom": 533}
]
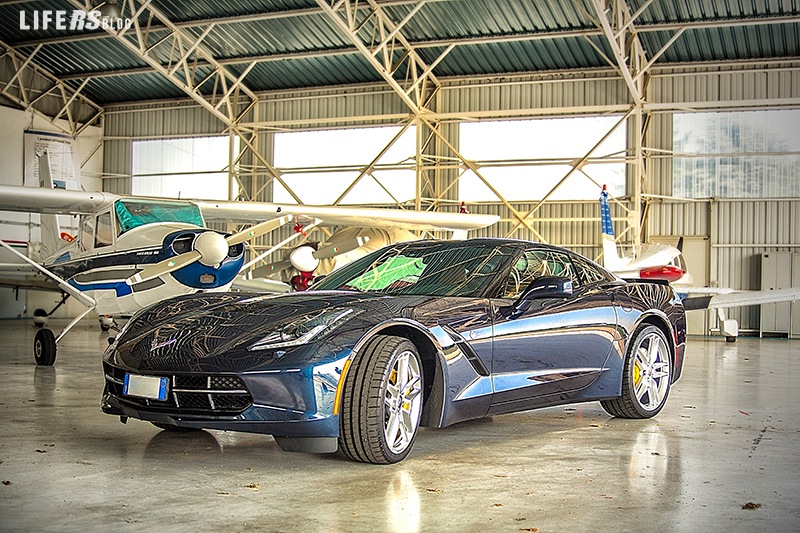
[{"left": 23, "top": 130, "right": 80, "bottom": 189}]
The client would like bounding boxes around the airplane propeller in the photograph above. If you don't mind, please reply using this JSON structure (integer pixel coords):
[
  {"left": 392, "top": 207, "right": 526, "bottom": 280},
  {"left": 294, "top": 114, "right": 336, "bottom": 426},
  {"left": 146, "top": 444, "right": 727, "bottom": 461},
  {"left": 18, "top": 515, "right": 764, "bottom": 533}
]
[
  {"left": 126, "top": 215, "right": 293, "bottom": 286},
  {"left": 249, "top": 235, "right": 370, "bottom": 278}
]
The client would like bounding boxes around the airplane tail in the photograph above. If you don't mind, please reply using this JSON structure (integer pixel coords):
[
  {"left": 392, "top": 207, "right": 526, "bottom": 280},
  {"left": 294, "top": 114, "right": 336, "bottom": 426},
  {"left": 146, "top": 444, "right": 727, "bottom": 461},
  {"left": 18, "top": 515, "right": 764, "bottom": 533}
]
[
  {"left": 37, "top": 152, "right": 65, "bottom": 259},
  {"left": 599, "top": 185, "right": 625, "bottom": 271}
]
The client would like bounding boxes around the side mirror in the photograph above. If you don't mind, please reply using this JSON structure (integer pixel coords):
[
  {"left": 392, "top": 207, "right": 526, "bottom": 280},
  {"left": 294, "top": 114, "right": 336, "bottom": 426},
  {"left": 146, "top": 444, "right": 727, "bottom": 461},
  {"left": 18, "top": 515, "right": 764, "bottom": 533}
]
[{"left": 511, "top": 276, "right": 573, "bottom": 317}]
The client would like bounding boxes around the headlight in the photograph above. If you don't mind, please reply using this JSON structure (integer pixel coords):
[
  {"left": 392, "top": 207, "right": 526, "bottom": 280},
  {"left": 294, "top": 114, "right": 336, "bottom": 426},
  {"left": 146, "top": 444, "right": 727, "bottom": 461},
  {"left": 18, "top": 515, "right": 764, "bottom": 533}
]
[{"left": 248, "top": 308, "right": 356, "bottom": 351}]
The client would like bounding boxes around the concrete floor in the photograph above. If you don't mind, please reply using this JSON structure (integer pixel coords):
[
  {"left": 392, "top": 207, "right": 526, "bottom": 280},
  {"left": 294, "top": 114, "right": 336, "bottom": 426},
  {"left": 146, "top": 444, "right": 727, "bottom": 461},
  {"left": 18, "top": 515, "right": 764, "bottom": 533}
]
[{"left": 0, "top": 318, "right": 798, "bottom": 532}]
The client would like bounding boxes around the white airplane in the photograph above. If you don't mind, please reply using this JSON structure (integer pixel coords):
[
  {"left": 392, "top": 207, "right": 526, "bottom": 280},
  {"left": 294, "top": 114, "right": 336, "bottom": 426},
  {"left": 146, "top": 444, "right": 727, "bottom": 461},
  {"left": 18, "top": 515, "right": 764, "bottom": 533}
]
[
  {"left": 599, "top": 185, "right": 800, "bottom": 341},
  {"left": 0, "top": 154, "right": 498, "bottom": 365},
  {"left": 238, "top": 203, "right": 477, "bottom": 291},
  {"left": 237, "top": 226, "right": 418, "bottom": 292}
]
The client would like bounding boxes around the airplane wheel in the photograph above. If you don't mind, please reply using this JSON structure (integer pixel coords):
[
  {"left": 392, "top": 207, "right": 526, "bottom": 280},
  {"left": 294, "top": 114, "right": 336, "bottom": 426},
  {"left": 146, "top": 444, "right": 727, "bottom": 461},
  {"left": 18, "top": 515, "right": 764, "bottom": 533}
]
[{"left": 34, "top": 328, "right": 57, "bottom": 366}]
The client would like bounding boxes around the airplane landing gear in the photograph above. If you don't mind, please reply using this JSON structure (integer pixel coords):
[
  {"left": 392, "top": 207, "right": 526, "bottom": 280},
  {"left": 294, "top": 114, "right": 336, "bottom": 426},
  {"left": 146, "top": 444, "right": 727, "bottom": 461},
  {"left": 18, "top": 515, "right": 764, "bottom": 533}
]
[
  {"left": 34, "top": 328, "right": 57, "bottom": 366},
  {"left": 99, "top": 315, "right": 115, "bottom": 332}
]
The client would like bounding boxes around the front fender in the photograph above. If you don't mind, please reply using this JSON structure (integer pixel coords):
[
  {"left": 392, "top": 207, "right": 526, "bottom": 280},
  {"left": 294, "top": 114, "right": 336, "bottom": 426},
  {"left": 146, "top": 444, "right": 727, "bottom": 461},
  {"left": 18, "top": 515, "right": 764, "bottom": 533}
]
[{"left": 345, "top": 318, "right": 492, "bottom": 429}]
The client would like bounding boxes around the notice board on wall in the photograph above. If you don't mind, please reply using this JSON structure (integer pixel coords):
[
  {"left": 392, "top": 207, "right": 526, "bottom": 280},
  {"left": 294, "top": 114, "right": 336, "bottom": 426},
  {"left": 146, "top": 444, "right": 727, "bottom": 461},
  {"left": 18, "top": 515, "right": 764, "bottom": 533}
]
[{"left": 23, "top": 130, "right": 80, "bottom": 189}]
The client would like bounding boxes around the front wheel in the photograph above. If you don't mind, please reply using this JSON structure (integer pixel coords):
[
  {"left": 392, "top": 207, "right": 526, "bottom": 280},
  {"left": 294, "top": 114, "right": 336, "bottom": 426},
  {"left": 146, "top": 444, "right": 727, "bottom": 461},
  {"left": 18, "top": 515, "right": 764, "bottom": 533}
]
[
  {"left": 601, "top": 325, "right": 672, "bottom": 419},
  {"left": 34, "top": 328, "right": 57, "bottom": 366},
  {"left": 339, "top": 335, "right": 424, "bottom": 464}
]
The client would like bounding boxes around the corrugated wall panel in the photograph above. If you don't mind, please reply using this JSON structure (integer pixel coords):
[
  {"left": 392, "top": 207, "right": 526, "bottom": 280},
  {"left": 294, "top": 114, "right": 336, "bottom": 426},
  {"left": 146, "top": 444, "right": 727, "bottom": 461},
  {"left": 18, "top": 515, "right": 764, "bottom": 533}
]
[
  {"left": 102, "top": 140, "right": 132, "bottom": 195},
  {"left": 440, "top": 74, "right": 630, "bottom": 115},
  {"left": 104, "top": 104, "right": 226, "bottom": 138},
  {"left": 650, "top": 64, "right": 800, "bottom": 107},
  {"left": 257, "top": 88, "right": 408, "bottom": 130}
]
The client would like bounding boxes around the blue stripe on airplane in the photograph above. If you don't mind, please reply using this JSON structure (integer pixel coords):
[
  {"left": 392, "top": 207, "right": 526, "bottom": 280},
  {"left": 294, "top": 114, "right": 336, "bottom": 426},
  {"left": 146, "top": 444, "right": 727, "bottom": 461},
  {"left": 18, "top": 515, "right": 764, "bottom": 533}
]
[{"left": 68, "top": 278, "right": 133, "bottom": 297}]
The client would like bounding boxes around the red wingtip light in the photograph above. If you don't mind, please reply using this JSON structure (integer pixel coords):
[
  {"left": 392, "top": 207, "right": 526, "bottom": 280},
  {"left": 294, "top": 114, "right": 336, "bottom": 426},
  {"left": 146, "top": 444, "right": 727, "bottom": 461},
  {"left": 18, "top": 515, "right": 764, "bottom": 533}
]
[{"left": 639, "top": 265, "right": 685, "bottom": 283}]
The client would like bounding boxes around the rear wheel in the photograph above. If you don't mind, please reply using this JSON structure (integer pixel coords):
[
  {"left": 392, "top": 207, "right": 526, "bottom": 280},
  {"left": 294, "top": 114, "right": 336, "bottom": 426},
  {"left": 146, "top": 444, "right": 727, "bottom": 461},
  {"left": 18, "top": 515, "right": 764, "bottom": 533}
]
[
  {"left": 601, "top": 325, "right": 672, "bottom": 419},
  {"left": 339, "top": 335, "right": 424, "bottom": 464},
  {"left": 34, "top": 328, "right": 57, "bottom": 366}
]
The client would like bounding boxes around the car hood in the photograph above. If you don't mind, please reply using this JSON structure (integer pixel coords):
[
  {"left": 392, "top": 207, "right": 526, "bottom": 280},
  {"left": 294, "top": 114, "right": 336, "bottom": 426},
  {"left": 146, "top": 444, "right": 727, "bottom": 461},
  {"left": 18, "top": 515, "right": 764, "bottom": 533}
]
[{"left": 109, "top": 291, "right": 477, "bottom": 373}]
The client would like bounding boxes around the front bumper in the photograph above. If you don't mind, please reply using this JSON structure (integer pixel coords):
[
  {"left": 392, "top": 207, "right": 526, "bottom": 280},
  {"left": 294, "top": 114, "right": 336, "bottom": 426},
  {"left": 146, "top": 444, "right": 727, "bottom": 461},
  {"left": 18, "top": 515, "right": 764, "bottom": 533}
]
[
  {"left": 101, "top": 356, "right": 348, "bottom": 440},
  {"left": 102, "top": 392, "right": 340, "bottom": 437}
]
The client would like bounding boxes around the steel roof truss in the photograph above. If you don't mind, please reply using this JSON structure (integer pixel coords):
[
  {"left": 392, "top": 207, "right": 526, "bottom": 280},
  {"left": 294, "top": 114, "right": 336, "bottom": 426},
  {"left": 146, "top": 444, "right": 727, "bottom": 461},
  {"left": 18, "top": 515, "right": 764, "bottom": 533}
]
[
  {"left": 0, "top": 40, "right": 103, "bottom": 135},
  {"left": 66, "top": 0, "right": 256, "bottom": 127},
  {"left": 316, "top": 0, "right": 446, "bottom": 115}
]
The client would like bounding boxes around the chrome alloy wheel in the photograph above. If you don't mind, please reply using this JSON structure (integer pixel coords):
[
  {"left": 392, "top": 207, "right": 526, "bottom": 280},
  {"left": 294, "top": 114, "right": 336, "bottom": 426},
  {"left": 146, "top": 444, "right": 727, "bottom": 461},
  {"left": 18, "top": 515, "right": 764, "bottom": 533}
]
[
  {"left": 632, "top": 331, "right": 671, "bottom": 411},
  {"left": 383, "top": 350, "right": 423, "bottom": 455}
]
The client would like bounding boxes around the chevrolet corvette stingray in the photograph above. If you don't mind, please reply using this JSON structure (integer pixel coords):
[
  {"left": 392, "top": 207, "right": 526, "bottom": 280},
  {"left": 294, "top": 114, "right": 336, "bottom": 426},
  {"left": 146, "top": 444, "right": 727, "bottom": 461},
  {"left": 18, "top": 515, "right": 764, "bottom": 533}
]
[{"left": 102, "top": 238, "right": 686, "bottom": 464}]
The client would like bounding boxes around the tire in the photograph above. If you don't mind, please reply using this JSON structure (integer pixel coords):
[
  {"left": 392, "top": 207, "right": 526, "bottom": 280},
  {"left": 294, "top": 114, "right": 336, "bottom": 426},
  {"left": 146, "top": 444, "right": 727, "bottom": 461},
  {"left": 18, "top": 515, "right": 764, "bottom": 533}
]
[
  {"left": 151, "top": 422, "right": 201, "bottom": 432},
  {"left": 34, "top": 328, "right": 57, "bottom": 366},
  {"left": 338, "top": 335, "right": 424, "bottom": 464},
  {"left": 601, "top": 324, "right": 672, "bottom": 419}
]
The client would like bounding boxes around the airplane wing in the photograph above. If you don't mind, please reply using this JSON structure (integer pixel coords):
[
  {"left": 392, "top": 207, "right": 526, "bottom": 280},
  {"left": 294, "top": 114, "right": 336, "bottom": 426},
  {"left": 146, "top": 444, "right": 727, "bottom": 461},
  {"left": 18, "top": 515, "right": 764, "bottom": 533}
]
[
  {"left": 0, "top": 275, "right": 62, "bottom": 293},
  {"left": 0, "top": 184, "right": 118, "bottom": 214},
  {"left": 195, "top": 200, "right": 499, "bottom": 232},
  {"left": 682, "top": 288, "right": 800, "bottom": 311},
  {"left": 0, "top": 184, "right": 498, "bottom": 232}
]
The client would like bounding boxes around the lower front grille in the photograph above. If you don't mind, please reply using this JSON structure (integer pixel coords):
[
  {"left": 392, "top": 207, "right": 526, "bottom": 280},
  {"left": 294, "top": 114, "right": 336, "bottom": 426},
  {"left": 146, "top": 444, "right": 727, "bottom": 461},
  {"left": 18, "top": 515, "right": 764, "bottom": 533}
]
[{"left": 104, "top": 363, "right": 252, "bottom": 414}]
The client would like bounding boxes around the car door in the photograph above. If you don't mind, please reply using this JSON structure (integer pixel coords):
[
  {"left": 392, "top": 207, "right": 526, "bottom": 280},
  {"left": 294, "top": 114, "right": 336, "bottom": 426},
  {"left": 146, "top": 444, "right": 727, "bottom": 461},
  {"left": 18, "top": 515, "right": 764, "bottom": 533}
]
[{"left": 489, "top": 248, "right": 619, "bottom": 414}]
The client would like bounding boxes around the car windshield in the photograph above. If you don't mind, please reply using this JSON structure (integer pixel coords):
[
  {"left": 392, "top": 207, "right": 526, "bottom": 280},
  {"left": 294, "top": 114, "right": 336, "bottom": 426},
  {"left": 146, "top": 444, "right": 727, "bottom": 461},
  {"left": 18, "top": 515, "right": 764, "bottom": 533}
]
[
  {"left": 115, "top": 199, "right": 205, "bottom": 234},
  {"left": 311, "top": 241, "right": 517, "bottom": 297}
]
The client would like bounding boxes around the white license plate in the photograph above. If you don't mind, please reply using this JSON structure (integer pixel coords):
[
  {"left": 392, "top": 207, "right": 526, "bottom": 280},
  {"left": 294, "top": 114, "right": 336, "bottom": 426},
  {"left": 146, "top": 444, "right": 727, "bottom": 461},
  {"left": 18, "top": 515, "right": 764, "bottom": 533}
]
[{"left": 123, "top": 373, "right": 169, "bottom": 401}]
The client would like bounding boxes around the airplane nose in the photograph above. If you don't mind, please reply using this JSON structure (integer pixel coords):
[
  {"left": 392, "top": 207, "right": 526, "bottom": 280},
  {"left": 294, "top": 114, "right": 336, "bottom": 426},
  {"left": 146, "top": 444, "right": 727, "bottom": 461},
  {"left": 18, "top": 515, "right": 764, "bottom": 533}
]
[
  {"left": 290, "top": 246, "right": 320, "bottom": 272},
  {"left": 194, "top": 231, "right": 229, "bottom": 267}
]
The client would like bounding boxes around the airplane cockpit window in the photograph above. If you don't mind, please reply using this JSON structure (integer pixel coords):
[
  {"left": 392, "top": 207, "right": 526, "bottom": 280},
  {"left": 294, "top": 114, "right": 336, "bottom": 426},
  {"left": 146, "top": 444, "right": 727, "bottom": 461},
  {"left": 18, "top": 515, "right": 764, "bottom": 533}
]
[
  {"left": 503, "top": 249, "right": 580, "bottom": 298},
  {"left": 95, "top": 212, "right": 114, "bottom": 248},
  {"left": 115, "top": 199, "right": 205, "bottom": 235}
]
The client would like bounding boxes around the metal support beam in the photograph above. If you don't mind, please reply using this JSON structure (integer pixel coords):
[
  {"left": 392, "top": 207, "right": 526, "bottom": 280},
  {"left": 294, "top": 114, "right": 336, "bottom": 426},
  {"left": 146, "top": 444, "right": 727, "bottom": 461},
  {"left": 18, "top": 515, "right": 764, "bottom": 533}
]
[
  {"left": 66, "top": 0, "right": 257, "bottom": 127},
  {"left": 315, "top": 0, "right": 449, "bottom": 115},
  {"left": 588, "top": 0, "right": 668, "bottom": 248},
  {"left": 505, "top": 108, "right": 634, "bottom": 237},
  {"left": 332, "top": 119, "right": 414, "bottom": 206},
  {"left": 0, "top": 40, "right": 103, "bottom": 135}
]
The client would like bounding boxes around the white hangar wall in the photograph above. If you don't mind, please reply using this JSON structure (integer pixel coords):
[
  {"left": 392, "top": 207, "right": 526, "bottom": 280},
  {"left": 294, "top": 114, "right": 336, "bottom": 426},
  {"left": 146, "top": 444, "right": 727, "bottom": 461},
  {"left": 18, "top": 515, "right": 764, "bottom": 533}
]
[{"left": 102, "top": 61, "right": 800, "bottom": 334}]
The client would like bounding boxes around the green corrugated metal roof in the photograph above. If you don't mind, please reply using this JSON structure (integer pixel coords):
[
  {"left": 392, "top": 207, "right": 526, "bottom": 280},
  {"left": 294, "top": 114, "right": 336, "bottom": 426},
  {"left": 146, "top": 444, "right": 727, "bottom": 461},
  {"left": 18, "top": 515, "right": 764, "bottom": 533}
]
[{"left": 1, "top": 0, "right": 798, "bottom": 104}]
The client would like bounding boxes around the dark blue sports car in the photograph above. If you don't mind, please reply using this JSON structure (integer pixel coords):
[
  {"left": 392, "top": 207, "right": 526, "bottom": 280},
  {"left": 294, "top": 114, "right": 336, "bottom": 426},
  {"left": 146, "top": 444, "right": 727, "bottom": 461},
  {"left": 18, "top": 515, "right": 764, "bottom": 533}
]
[{"left": 102, "top": 238, "right": 686, "bottom": 464}]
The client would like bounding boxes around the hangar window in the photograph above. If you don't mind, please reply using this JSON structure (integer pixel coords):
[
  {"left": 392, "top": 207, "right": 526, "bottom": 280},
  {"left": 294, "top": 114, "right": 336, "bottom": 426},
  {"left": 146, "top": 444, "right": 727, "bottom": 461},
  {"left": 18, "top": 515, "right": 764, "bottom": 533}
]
[
  {"left": 458, "top": 116, "right": 626, "bottom": 202},
  {"left": 132, "top": 136, "right": 234, "bottom": 200},
  {"left": 673, "top": 110, "right": 800, "bottom": 198},
  {"left": 272, "top": 126, "right": 416, "bottom": 205}
]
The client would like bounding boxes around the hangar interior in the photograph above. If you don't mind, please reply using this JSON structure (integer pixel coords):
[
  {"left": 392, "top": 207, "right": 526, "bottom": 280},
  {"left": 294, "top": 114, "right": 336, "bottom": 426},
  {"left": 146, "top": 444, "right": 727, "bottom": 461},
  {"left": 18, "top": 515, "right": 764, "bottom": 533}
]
[{"left": 0, "top": 0, "right": 799, "bottom": 531}]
